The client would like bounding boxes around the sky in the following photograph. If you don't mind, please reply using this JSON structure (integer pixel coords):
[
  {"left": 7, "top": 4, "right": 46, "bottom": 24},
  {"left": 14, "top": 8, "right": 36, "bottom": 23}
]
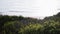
[{"left": 0, "top": 0, "right": 60, "bottom": 19}]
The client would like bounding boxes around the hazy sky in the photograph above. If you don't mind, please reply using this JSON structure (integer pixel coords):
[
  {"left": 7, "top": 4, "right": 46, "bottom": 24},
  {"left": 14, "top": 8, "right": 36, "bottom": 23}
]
[{"left": 0, "top": 0, "right": 60, "bottom": 19}]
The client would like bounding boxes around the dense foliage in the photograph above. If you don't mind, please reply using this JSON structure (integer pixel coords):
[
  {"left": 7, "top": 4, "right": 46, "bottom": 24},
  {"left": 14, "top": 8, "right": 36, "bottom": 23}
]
[{"left": 0, "top": 12, "right": 60, "bottom": 34}]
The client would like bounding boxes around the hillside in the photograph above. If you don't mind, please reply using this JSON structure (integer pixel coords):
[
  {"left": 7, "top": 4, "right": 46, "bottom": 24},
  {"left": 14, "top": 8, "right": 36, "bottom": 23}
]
[{"left": 0, "top": 12, "right": 60, "bottom": 34}]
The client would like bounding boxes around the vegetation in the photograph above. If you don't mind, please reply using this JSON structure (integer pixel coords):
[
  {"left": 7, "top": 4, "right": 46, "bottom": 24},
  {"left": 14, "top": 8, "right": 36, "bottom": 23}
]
[{"left": 0, "top": 12, "right": 60, "bottom": 34}]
